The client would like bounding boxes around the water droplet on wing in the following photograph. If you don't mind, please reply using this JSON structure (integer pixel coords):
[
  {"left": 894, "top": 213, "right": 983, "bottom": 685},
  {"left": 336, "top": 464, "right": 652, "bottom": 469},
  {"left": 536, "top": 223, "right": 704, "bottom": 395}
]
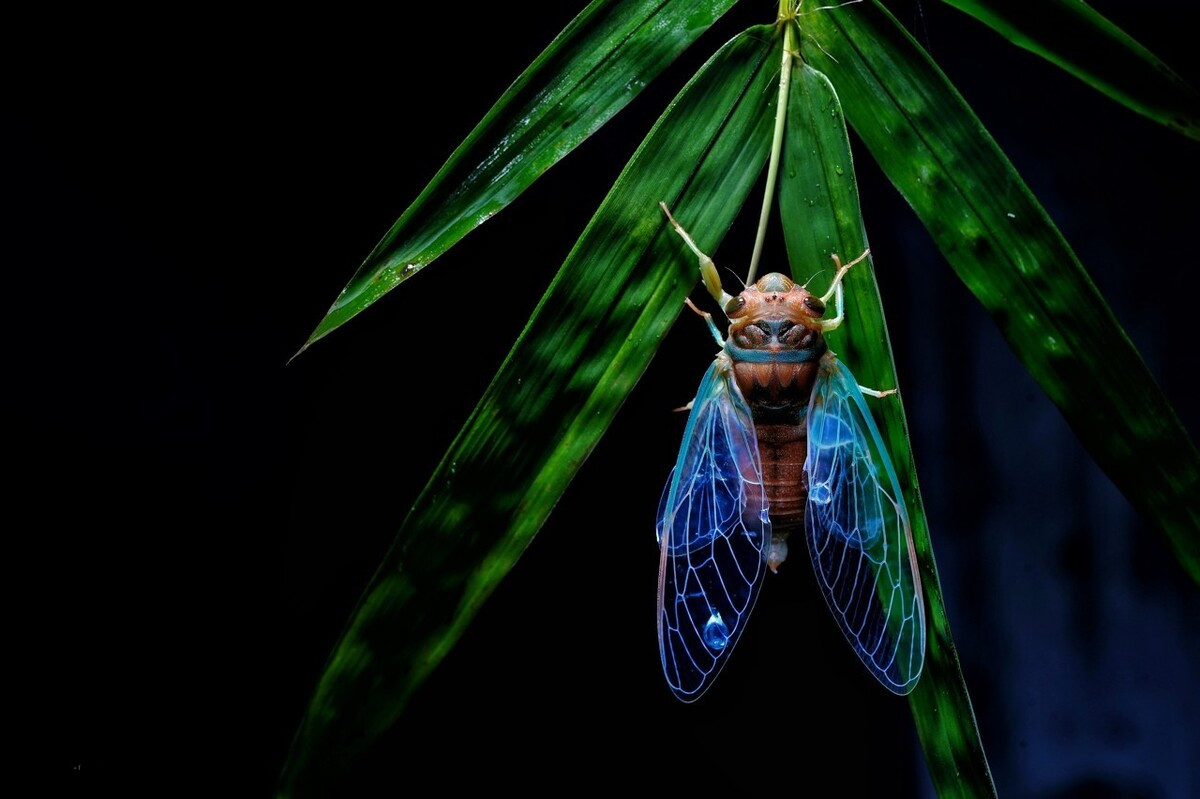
[{"left": 703, "top": 613, "right": 729, "bottom": 651}]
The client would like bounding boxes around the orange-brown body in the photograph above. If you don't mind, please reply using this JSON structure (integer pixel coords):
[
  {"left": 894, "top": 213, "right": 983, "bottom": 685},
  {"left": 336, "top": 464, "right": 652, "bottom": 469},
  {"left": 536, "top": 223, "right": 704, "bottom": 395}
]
[{"left": 724, "top": 272, "right": 829, "bottom": 545}]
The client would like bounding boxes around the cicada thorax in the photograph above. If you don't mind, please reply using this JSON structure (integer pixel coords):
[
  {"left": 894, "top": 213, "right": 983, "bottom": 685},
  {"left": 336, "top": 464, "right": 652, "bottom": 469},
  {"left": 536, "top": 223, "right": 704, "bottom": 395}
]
[{"left": 724, "top": 272, "right": 829, "bottom": 568}]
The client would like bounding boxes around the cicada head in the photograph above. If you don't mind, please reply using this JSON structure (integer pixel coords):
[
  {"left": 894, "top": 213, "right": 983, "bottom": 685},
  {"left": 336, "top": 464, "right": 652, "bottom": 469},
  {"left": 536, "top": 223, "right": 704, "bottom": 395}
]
[
  {"left": 725, "top": 272, "right": 827, "bottom": 353},
  {"left": 723, "top": 273, "right": 829, "bottom": 411}
]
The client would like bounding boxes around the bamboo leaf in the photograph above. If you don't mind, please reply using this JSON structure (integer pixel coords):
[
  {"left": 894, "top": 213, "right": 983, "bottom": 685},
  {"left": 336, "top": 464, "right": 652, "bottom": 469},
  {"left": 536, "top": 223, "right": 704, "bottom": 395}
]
[
  {"left": 299, "top": 0, "right": 739, "bottom": 351},
  {"left": 780, "top": 58, "right": 997, "bottom": 798},
  {"left": 798, "top": 3, "right": 1200, "bottom": 582},
  {"left": 279, "top": 27, "right": 781, "bottom": 797},
  {"left": 941, "top": 0, "right": 1200, "bottom": 140}
]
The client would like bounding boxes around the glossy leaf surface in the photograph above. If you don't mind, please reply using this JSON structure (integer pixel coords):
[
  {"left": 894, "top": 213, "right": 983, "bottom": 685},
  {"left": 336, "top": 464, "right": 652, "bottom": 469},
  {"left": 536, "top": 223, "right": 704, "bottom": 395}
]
[
  {"left": 779, "top": 55, "right": 996, "bottom": 797},
  {"left": 286, "top": 3, "right": 1198, "bottom": 797},
  {"left": 300, "top": 0, "right": 738, "bottom": 349},
  {"left": 280, "top": 27, "right": 780, "bottom": 797},
  {"left": 942, "top": 0, "right": 1200, "bottom": 139},
  {"left": 800, "top": 2, "right": 1200, "bottom": 584}
]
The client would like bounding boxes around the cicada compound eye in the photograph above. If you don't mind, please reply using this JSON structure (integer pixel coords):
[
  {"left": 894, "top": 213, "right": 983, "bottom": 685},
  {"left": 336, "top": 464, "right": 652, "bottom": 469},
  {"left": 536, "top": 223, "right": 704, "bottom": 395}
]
[{"left": 803, "top": 295, "right": 826, "bottom": 317}]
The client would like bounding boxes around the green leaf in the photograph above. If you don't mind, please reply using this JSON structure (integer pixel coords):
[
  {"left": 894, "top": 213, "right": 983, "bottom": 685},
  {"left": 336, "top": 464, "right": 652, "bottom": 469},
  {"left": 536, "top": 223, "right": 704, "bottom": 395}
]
[
  {"left": 278, "top": 26, "right": 781, "bottom": 797},
  {"left": 779, "top": 57, "right": 997, "bottom": 798},
  {"left": 298, "top": 0, "right": 739, "bottom": 351},
  {"left": 799, "top": 3, "right": 1200, "bottom": 582},
  {"left": 941, "top": 0, "right": 1200, "bottom": 140}
]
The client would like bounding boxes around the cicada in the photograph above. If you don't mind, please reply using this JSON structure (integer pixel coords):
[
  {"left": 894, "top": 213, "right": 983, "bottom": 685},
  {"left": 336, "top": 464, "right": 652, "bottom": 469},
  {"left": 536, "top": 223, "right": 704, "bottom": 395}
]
[{"left": 656, "top": 203, "right": 925, "bottom": 701}]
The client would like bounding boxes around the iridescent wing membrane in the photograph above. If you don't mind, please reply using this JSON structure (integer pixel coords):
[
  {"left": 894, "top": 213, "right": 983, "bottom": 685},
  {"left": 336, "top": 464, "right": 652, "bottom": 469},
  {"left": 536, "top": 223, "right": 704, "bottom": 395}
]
[
  {"left": 805, "top": 354, "right": 925, "bottom": 694},
  {"left": 656, "top": 356, "right": 771, "bottom": 701}
]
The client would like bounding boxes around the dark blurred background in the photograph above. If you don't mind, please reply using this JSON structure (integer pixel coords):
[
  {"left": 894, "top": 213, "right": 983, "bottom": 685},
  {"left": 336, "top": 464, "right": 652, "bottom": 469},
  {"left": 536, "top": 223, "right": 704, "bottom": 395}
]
[{"left": 6, "top": 1, "right": 1197, "bottom": 796}]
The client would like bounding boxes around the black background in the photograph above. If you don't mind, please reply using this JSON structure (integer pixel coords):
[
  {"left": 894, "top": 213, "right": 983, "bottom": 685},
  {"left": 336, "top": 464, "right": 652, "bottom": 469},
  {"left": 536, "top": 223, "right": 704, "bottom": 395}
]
[{"left": 8, "top": 2, "right": 1198, "bottom": 796}]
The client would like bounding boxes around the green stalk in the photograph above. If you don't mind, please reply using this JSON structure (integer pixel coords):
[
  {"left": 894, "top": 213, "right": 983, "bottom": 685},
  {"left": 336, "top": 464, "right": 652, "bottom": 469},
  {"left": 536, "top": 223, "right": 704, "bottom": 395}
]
[{"left": 748, "top": 3, "right": 798, "bottom": 283}]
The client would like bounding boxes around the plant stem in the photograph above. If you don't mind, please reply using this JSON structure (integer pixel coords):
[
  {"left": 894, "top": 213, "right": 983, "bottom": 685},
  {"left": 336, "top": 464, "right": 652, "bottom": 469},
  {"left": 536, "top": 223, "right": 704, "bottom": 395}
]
[{"left": 748, "top": 10, "right": 797, "bottom": 284}]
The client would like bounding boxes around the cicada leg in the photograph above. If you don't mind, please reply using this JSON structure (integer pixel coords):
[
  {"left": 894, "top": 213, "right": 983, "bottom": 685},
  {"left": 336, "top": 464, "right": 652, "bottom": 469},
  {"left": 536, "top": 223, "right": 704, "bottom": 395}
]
[
  {"left": 815, "top": 248, "right": 899, "bottom": 399},
  {"left": 659, "top": 202, "right": 736, "bottom": 310},
  {"left": 683, "top": 297, "right": 724, "bottom": 348},
  {"left": 818, "top": 248, "right": 870, "bottom": 333}
]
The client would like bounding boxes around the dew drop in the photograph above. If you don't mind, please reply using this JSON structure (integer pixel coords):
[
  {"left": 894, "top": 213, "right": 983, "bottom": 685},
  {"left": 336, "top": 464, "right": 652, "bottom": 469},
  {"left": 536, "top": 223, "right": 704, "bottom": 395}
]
[
  {"left": 703, "top": 613, "right": 729, "bottom": 651},
  {"left": 834, "top": 164, "right": 844, "bottom": 176},
  {"left": 810, "top": 482, "right": 832, "bottom": 504}
]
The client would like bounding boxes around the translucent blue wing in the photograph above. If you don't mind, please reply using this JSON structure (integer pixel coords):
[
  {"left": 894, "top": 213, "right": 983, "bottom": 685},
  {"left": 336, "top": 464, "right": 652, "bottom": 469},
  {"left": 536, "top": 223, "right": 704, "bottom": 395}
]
[
  {"left": 805, "top": 353, "right": 925, "bottom": 694},
  {"left": 656, "top": 355, "right": 771, "bottom": 701}
]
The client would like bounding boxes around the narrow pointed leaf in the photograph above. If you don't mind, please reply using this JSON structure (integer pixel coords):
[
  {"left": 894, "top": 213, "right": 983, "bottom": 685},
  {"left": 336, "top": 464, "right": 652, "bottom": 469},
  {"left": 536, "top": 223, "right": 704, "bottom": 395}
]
[
  {"left": 780, "top": 58, "right": 997, "bottom": 798},
  {"left": 279, "top": 27, "right": 780, "bottom": 797},
  {"left": 942, "top": 0, "right": 1200, "bottom": 140},
  {"left": 798, "top": 3, "right": 1200, "bottom": 582},
  {"left": 299, "top": 0, "right": 739, "bottom": 351}
]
